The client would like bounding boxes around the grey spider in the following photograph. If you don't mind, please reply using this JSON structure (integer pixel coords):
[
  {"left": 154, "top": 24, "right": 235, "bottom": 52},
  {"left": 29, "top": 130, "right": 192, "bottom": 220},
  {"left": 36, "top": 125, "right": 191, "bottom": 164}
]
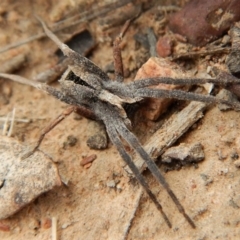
[{"left": 1, "top": 17, "right": 240, "bottom": 229}]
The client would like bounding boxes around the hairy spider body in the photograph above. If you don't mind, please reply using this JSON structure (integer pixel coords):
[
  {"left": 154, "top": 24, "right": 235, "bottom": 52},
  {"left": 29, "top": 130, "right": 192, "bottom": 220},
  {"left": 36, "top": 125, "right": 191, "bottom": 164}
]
[{"left": 1, "top": 18, "right": 240, "bottom": 229}]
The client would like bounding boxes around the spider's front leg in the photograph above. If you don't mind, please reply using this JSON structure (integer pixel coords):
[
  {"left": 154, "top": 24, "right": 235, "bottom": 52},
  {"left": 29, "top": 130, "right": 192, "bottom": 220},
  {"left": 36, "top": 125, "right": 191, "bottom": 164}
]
[
  {"left": 126, "top": 77, "right": 240, "bottom": 110},
  {"left": 126, "top": 73, "right": 240, "bottom": 110},
  {"left": 36, "top": 16, "right": 110, "bottom": 83}
]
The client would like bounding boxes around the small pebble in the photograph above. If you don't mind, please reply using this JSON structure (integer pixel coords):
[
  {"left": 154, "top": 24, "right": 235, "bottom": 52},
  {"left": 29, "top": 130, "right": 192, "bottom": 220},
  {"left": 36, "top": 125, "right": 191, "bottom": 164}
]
[
  {"left": 134, "top": 57, "right": 187, "bottom": 120},
  {"left": 217, "top": 89, "right": 238, "bottom": 111},
  {"left": 63, "top": 135, "right": 78, "bottom": 149},
  {"left": 106, "top": 180, "right": 116, "bottom": 188},
  {"left": 41, "top": 218, "right": 52, "bottom": 229},
  {"left": 28, "top": 218, "right": 40, "bottom": 230},
  {"left": 162, "top": 143, "right": 204, "bottom": 163},
  {"left": 229, "top": 199, "right": 240, "bottom": 209},
  {"left": 233, "top": 160, "right": 240, "bottom": 168},
  {"left": 200, "top": 173, "right": 213, "bottom": 186},
  {"left": 83, "top": 163, "right": 92, "bottom": 169},
  {"left": 217, "top": 149, "right": 228, "bottom": 161},
  {"left": 218, "top": 168, "right": 229, "bottom": 175},
  {"left": 221, "top": 35, "right": 231, "bottom": 45},
  {"left": 87, "top": 134, "right": 107, "bottom": 150},
  {"left": 81, "top": 154, "right": 97, "bottom": 166},
  {"left": 61, "top": 223, "right": 71, "bottom": 229},
  {"left": 231, "top": 152, "right": 239, "bottom": 160},
  {"left": 156, "top": 36, "right": 173, "bottom": 57},
  {"left": 169, "top": 0, "right": 240, "bottom": 46},
  {"left": 0, "top": 221, "right": 10, "bottom": 232}
]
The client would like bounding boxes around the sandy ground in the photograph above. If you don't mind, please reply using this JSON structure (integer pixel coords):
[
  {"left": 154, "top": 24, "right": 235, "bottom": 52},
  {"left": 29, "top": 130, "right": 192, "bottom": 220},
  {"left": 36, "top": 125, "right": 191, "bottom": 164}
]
[{"left": 1, "top": 0, "right": 240, "bottom": 239}]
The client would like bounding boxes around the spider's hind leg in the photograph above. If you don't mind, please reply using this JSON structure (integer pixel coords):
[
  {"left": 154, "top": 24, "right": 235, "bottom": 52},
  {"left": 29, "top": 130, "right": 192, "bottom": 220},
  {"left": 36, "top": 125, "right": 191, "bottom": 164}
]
[
  {"left": 114, "top": 117, "right": 196, "bottom": 228},
  {"left": 99, "top": 102, "right": 195, "bottom": 228},
  {"left": 104, "top": 119, "right": 172, "bottom": 228},
  {"left": 134, "top": 87, "right": 240, "bottom": 110}
]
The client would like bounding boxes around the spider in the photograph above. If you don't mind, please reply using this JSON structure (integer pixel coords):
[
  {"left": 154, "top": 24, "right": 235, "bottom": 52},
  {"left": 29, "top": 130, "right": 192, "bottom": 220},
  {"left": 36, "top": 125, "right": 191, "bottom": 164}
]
[{"left": 1, "top": 17, "right": 240, "bottom": 229}]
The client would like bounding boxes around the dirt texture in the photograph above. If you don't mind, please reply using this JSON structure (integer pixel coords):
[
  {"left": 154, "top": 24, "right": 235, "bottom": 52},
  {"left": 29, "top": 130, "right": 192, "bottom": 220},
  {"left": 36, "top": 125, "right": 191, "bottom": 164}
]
[{"left": 1, "top": 0, "right": 240, "bottom": 239}]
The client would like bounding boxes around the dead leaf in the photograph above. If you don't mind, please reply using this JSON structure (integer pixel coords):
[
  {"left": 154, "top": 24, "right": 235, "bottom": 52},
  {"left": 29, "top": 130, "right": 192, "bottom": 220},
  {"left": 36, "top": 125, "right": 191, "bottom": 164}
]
[{"left": 0, "top": 136, "right": 61, "bottom": 219}]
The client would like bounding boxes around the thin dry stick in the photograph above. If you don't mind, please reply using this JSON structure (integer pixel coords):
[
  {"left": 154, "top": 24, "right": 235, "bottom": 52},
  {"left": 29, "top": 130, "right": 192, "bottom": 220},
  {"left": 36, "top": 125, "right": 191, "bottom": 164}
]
[
  {"left": 172, "top": 47, "right": 230, "bottom": 60},
  {"left": 33, "top": 58, "right": 69, "bottom": 83},
  {"left": 122, "top": 189, "right": 143, "bottom": 240},
  {"left": 0, "top": 73, "right": 42, "bottom": 88},
  {"left": 0, "top": 54, "right": 27, "bottom": 73},
  {"left": 0, "top": 0, "right": 132, "bottom": 54},
  {"left": 125, "top": 101, "right": 208, "bottom": 175},
  {"left": 22, "top": 106, "right": 75, "bottom": 159},
  {"left": 2, "top": 109, "right": 16, "bottom": 137},
  {"left": 0, "top": 117, "right": 30, "bottom": 123},
  {"left": 7, "top": 108, "right": 16, "bottom": 137},
  {"left": 2, "top": 112, "right": 10, "bottom": 136},
  {"left": 52, "top": 217, "right": 57, "bottom": 240},
  {"left": 53, "top": 0, "right": 133, "bottom": 29}
]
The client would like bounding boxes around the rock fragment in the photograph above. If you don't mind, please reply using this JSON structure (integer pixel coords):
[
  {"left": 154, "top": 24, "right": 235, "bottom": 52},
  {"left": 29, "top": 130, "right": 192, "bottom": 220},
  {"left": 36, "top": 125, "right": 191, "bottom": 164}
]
[
  {"left": 134, "top": 57, "right": 189, "bottom": 120},
  {"left": 169, "top": 0, "right": 240, "bottom": 46},
  {"left": 162, "top": 143, "right": 205, "bottom": 163},
  {"left": 217, "top": 89, "right": 239, "bottom": 111}
]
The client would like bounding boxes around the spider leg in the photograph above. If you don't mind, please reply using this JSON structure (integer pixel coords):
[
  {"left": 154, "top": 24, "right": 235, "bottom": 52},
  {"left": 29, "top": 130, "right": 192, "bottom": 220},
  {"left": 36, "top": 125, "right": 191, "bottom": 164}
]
[
  {"left": 0, "top": 71, "right": 97, "bottom": 158},
  {"left": 135, "top": 88, "right": 240, "bottom": 110},
  {"left": 104, "top": 118, "right": 172, "bottom": 228},
  {"left": 128, "top": 71, "right": 240, "bottom": 89},
  {"left": 35, "top": 16, "right": 110, "bottom": 82},
  {"left": 97, "top": 101, "right": 195, "bottom": 227},
  {"left": 0, "top": 73, "right": 91, "bottom": 107},
  {"left": 113, "top": 118, "right": 196, "bottom": 228}
]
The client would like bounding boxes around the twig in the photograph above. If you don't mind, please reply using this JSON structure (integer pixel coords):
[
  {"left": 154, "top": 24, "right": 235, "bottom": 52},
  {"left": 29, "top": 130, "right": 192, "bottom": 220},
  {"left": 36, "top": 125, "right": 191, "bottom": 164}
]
[
  {"left": 124, "top": 101, "right": 208, "bottom": 175},
  {"left": 0, "top": 0, "right": 132, "bottom": 54},
  {"left": 7, "top": 108, "right": 15, "bottom": 137},
  {"left": 0, "top": 54, "right": 27, "bottom": 73},
  {"left": 2, "top": 113, "right": 10, "bottom": 136},
  {"left": 1, "top": 108, "right": 16, "bottom": 137},
  {"left": 172, "top": 47, "right": 230, "bottom": 60},
  {"left": 33, "top": 58, "right": 69, "bottom": 83},
  {"left": 51, "top": 0, "right": 132, "bottom": 29},
  {"left": 0, "top": 117, "right": 30, "bottom": 123},
  {"left": 52, "top": 217, "right": 57, "bottom": 240},
  {"left": 121, "top": 189, "right": 143, "bottom": 240}
]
